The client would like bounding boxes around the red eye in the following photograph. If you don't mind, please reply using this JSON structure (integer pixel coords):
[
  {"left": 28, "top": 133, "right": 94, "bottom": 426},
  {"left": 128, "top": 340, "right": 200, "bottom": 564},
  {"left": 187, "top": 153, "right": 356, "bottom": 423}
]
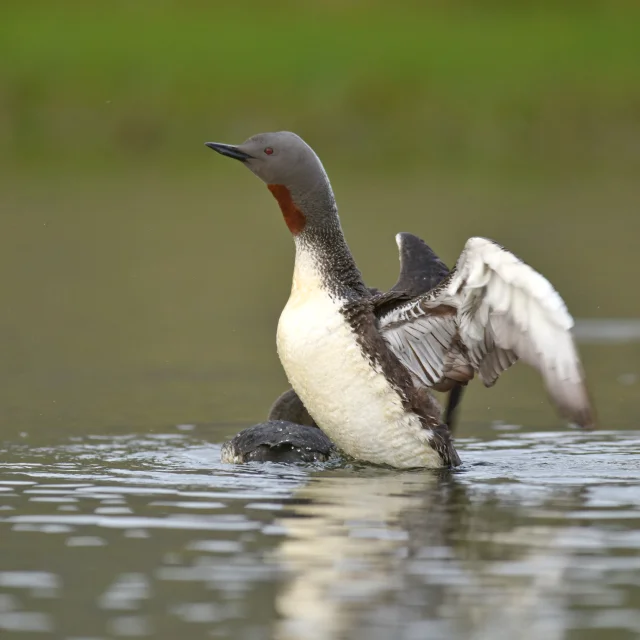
[{"left": 264, "top": 147, "right": 274, "bottom": 155}]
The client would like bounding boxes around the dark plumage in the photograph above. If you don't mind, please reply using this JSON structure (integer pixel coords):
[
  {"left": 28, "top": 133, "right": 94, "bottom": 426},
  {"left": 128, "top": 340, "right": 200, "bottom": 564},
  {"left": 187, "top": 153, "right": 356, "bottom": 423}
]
[
  {"left": 220, "top": 420, "right": 333, "bottom": 464},
  {"left": 267, "top": 388, "right": 316, "bottom": 426},
  {"left": 391, "top": 232, "right": 451, "bottom": 297}
]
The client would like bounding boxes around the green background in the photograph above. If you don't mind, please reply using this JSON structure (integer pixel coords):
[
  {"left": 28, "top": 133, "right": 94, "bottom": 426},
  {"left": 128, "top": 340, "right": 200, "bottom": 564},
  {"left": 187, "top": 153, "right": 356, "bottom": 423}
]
[{"left": 2, "top": 1, "right": 639, "bottom": 435}]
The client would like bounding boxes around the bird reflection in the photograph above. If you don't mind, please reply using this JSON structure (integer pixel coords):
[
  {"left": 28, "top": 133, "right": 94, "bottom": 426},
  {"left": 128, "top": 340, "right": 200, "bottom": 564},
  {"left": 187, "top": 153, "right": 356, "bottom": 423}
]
[{"left": 269, "top": 466, "right": 587, "bottom": 640}]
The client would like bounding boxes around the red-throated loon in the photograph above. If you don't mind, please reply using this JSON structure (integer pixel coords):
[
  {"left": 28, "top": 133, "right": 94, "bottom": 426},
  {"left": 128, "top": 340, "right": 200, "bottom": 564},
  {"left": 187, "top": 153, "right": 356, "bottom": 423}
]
[{"left": 207, "top": 132, "right": 594, "bottom": 469}]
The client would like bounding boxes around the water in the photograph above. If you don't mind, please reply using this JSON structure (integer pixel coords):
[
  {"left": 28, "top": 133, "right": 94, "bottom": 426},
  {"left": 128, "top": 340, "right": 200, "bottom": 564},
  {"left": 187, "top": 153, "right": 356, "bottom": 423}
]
[
  {"left": 2, "top": 170, "right": 640, "bottom": 638},
  {"left": 1, "top": 427, "right": 639, "bottom": 640}
]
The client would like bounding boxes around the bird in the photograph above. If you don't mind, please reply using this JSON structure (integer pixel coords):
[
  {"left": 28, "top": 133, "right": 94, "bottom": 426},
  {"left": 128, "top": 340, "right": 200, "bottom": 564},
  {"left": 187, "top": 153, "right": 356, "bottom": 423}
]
[
  {"left": 220, "top": 417, "right": 334, "bottom": 464},
  {"left": 220, "top": 233, "right": 462, "bottom": 464},
  {"left": 205, "top": 131, "right": 594, "bottom": 469}
]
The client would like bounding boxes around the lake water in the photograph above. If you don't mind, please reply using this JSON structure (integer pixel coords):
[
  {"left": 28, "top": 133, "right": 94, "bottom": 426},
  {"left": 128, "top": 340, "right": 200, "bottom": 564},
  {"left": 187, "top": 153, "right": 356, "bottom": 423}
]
[
  {"left": 2, "top": 171, "right": 640, "bottom": 638},
  {"left": 1, "top": 421, "right": 639, "bottom": 639}
]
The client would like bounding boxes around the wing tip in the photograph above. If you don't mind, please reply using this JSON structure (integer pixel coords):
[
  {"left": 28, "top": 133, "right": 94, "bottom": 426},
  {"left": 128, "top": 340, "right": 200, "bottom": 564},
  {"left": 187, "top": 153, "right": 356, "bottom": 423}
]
[
  {"left": 556, "top": 381, "right": 597, "bottom": 431},
  {"left": 569, "top": 404, "right": 597, "bottom": 431},
  {"left": 395, "top": 232, "right": 409, "bottom": 250}
]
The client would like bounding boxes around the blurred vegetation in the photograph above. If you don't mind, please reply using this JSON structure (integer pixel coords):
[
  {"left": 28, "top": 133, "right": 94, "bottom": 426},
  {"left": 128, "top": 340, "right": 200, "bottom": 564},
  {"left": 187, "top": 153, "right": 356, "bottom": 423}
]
[
  {"left": 1, "top": 0, "right": 639, "bottom": 175},
  {"left": 1, "top": 1, "right": 639, "bottom": 433}
]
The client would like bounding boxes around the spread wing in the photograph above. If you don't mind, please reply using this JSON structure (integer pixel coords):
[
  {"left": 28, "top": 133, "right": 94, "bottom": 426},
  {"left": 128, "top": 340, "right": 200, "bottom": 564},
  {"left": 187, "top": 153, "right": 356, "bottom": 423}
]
[{"left": 376, "top": 237, "right": 594, "bottom": 428}]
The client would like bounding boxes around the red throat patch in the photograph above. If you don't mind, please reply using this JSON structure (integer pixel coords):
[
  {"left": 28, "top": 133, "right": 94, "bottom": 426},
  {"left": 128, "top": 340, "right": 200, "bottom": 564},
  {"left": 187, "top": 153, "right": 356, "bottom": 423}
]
[{"left": 267, "top": 184, "right": 306, "bottom": 235}]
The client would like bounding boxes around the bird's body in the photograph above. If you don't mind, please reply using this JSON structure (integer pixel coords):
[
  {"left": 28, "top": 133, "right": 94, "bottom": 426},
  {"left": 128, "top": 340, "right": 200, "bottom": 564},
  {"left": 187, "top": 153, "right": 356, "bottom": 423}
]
[
  {"left": 221, "top": 234, "right": 459, "bottom": 466},
  {"left": 277, "top": 253, "right": 445, "bottom": 468},
  {"left": 206, "top": 131, "right": 594, "bottom": 469}
]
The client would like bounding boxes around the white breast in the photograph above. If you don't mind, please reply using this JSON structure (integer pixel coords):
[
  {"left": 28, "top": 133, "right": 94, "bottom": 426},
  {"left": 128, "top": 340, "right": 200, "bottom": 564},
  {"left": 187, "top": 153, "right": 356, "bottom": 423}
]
[{"left": 276, "top": 253, "right": 443, "bottom": 469}]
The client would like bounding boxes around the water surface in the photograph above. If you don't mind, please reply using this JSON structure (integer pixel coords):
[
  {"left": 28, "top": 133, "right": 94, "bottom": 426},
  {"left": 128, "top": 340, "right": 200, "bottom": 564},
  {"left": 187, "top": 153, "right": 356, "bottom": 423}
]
[{"left": 1, "top": 426, "right": 639, "bottom": 640}]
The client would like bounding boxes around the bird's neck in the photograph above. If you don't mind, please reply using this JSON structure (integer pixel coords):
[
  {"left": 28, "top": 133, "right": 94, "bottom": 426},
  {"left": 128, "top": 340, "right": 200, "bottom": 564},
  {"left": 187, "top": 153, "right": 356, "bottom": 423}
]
[{"left": 267, "top": 180, "right": 367, "bottom": 299}]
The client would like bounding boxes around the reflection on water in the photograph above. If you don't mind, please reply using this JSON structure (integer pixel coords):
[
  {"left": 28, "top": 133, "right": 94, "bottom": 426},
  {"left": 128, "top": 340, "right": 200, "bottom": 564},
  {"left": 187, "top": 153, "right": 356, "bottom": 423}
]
[{"left": 1, "top": 429, "right": 639, "bottom": 639}]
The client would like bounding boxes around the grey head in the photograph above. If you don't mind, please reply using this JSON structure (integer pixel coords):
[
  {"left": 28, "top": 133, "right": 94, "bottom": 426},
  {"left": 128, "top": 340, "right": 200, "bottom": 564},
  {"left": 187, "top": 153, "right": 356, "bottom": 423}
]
[
  {"left": 205, "top": 132, "right": 336, "bottom": 229},
  {"left": 206, "top": 131, "right": 366, "bottom": 294},
  {"left": 390, "top": 232, "right": 450, "bottom": 297}
]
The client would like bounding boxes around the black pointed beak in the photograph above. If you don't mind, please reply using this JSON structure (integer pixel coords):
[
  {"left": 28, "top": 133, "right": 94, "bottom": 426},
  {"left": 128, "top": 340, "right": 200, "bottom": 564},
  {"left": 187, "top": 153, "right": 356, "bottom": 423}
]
[{"left": 204, "top": 142, "right": 253, "bottom": 162}]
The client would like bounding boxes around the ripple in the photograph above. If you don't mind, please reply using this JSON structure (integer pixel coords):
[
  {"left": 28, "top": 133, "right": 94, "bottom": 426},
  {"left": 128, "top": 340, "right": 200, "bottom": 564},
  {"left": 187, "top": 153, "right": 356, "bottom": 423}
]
[
  {"left": 0, "top": 612, "right": 53, "bottom": 633},
  {"left": 0, "top": 428, "right": 639, "bottom": 639}
]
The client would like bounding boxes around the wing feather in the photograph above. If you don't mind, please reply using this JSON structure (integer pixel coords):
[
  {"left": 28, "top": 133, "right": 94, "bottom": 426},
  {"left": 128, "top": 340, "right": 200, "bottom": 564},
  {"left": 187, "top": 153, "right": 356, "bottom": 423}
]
[{"left": 378, "top": 237, "right": 594, "bottom": 428}]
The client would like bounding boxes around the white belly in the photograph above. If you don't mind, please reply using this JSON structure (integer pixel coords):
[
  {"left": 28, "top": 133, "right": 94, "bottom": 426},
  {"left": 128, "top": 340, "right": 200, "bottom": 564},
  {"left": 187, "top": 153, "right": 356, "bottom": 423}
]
[{"left": 276, "top": 285, "right": 443, "bottom": 469}]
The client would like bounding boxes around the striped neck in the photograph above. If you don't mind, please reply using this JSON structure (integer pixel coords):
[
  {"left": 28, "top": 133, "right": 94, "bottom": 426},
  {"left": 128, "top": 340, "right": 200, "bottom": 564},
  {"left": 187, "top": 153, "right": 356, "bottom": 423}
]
[
  {"left": 291, "top": 181, "right": 367, "bottom": 299},
  {"left": 294, "top": 223, "right": 367, "bottom": 300},
  {"left": 266, "top": 170, "right": 367, "bottom": 299}
]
